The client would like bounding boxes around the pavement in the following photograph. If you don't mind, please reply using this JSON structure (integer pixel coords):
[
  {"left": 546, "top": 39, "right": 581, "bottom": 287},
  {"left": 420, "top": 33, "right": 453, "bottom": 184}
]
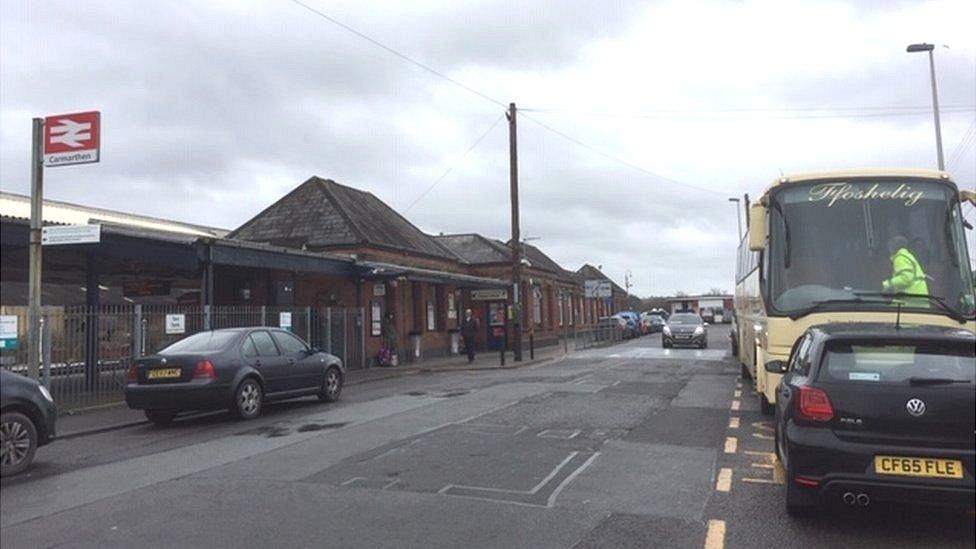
[
  {"left": 54, "top": 344, "right": 566, "bottom": 439},
  {"left": 2, "top": 332, "right": 972, "bottom": 548}
]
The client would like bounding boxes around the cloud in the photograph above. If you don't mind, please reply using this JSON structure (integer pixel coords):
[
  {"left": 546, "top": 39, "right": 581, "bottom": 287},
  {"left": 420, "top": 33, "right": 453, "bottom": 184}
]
[{"left": 2, "top": 0, "right": 974, "bottom": 298}]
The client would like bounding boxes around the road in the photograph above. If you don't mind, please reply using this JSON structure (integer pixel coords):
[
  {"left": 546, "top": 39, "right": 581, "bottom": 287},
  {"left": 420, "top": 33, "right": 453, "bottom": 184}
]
[{"left": 1, "top": 332, "right": 972, "bottom": 548}]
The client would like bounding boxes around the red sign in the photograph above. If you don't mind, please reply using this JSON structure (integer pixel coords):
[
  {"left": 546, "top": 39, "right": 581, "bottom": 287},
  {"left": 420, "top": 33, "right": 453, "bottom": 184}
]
[{"left": 43, "top": 111, "right": 100, "bottom": 167}]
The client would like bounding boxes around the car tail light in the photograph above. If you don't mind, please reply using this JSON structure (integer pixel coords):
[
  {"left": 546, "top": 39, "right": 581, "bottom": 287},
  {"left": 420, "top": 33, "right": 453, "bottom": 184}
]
[
  {"left": 194, "top": 360, "right": 217, "bottom": 380},
  {"left": 796, "top": 385, "right": 834, "bottom": 423},
  {"left": 127, "top": 364, "right": 138, "bottom": 383}
]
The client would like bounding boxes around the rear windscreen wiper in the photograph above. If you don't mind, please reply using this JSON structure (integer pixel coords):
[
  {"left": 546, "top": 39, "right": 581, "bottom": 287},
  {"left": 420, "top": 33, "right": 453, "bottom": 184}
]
[{"left": 908, "top": 377, "right": 972, "bottom": 386}]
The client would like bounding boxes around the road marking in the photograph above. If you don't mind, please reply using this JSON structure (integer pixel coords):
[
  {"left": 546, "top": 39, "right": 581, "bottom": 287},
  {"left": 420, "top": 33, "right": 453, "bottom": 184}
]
[
  {"left": 733, "top": 389, "right": 742, "bottom": 398},
  {"left": 546, "top": 452, "right": 601, "bottom": 507},
  {"left": 724, "top": 437, "right": 738, "bottom": 454},
  {"left": 751, "top": 463, "right": 774, "bottom": 469},
  {"left": 744, "top": 451, "right": 776, "bottom": 458},
  {"left": 751, "top": 433, "right": 774, "bottom": 440},
  {"left": 341, "top": 477, "right": 367, "bottom": 486},
  {"left": 728, "top": 417, "right": 740, "bottom": 429},
  {"left": 704, "top": 519, "right": 726, "bottom": 549},
  {"left": 538, "top": 429, "right": 581, "bottom": 439},
  {"left": 730, "top": 400, "right": 740, "bottom": 411},
  {"left": 716, "top": 468, "right": 733, "bottom": 492},
  {"left": 382, "top": 479, "right": 400, "bottom": 490},
  {"left": 742, "top": 477, "right": 780, "bottom": 484}
]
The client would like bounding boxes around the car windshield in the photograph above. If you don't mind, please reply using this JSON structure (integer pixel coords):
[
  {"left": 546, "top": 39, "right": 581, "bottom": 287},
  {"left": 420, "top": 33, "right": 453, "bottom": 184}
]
[
  {"left": 767, "top": 180, "right": 975, "bottom": 318},
  {"left": 159, "top": 331, "right": 239, "bottom": 354},
  {"left": 668, "top": 314, "right": 701, "bottom": 325},
  {"left": 820, "top": 341, "right": 975, "bottom": 384}
]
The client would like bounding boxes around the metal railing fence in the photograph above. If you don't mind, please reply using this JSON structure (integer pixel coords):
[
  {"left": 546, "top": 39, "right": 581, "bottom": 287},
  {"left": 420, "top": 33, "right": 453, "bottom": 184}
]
[{"left": 0, "top": 305, "right": 364, "bottom": 414}]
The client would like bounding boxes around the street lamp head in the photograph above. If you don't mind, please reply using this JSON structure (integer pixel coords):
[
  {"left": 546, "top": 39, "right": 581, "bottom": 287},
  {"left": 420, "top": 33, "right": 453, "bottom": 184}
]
[
  {"left": 907, "top": 43, "right": 934, "bottom": 53},
  {"left": 728, "top": 197, "right": 740, "bottom": 203}
]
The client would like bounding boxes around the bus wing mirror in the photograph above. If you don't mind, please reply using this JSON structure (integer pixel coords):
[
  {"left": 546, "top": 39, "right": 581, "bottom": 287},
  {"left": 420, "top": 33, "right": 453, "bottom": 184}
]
[
  {"left": 764, "top": 360, "right": 788, "bottom": 374},
  {"left": 960, "top": 189, "right": 976, "bottom": 206},
  {"left": 748, "top": 204, "right": 767, "bottom": 251}
]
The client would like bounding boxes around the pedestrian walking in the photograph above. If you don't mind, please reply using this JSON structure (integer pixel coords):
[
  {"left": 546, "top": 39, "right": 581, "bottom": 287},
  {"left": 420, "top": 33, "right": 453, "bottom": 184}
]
[{"left": 460, "top": 309, "right": 480, "bottom": 363}]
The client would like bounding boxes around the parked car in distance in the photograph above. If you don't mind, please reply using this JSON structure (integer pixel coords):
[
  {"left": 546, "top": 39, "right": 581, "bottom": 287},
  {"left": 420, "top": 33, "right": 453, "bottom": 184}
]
[
  {"left": 1, "top": 369, "right": 57, "bottom": 477},
  {"left": 598, "top": 316, "right": 628, "bottom": 340},
  {"left": 641, "top": 313, "right": 665, "bottom": 334},
  {"left": 772, "top": 323, "right": 975, "bottom": 516},
  {"left": 125, "top": 328, "right": 345, "bottom": 425},
  {"left": 662, "top": 313, "right": 708, "bottom": 348},
  {"left": 613, "top": 312, "right": 640, "bottom": 338}
]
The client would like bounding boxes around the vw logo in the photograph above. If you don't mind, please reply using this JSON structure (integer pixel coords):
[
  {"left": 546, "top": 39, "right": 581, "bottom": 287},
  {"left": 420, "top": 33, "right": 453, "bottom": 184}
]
[{"left": 906, "top": 398, "right": 926, "bottom": 417}]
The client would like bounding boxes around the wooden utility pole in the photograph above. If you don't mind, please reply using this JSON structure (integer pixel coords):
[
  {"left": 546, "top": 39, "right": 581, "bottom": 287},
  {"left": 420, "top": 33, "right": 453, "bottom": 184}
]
[
  {"left": 27, "top": 118, "right": 44, "bottom": 380},
  {"left": 507, "top": 102, "right": 522, "bottom": 361}
]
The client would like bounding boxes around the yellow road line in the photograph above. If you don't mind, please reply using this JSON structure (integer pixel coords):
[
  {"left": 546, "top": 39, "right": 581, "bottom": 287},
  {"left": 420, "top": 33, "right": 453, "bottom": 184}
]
[
  {"left": 730, "top": 400, "right": 740, "bottom": 411},
  {"left": 716, "top": 468, "right": 733, "bottom": 492},
  {"left": 728, "top": 417, "right": 740, "bottom": 429},
  {"left": 733, "top": 389, "right": 742, "bottom": 398},
  {"left": 751, "top": 433, "right": 774, "bottom": 440},
  {"left": 751, "top": 463, "right": 774, "bottom": 469},
  {"left": 744, "top": 451, "right": 776, "bottom": 458},
  {"left": 724, "top": 437, "right": 738, "bottom": 454},
  {"left": 704, "top": 519, "right": 726, "bottom": 549}
]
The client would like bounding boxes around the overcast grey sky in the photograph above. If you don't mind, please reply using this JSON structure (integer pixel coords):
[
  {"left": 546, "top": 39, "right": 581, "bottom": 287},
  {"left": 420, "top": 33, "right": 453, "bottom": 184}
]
[{"left": 2, "top": 0, "right": 975, "bottom": 297}]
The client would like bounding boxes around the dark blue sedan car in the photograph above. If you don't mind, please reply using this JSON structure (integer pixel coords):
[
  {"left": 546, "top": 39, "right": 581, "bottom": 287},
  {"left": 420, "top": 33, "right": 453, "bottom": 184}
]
[{"left": 125, "top": 328, "right": 345, "bottom": 425}]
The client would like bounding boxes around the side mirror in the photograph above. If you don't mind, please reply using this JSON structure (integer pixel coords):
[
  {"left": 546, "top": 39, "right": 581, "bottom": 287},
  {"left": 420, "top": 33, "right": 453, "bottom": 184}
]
[
  {"left": 748, "top": 203, "right": 767, "bottom": 251},
  {"left": 764, "top": 360, "right": 788, "bottom": 374}
]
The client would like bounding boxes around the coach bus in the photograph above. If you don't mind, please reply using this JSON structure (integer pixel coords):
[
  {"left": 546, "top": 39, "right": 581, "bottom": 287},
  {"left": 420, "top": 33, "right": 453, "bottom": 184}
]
[{"left": 733, "top": 169, "right": 975, "bottom": 414}]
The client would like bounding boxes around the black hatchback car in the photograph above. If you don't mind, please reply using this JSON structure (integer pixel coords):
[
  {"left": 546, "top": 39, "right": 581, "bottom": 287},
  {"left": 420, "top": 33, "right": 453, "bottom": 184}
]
[
  {"left": 662, "top": 313, "right": 708, "bottom": 348},
  {"left": 125, "top": 328, "right": 345, "bottom": 425},
  {"left": 1, "top": 369, "right": 57, "bottom": 477},
  {"left": 771, "top": 323, "right": 975, "bottom": 515}
]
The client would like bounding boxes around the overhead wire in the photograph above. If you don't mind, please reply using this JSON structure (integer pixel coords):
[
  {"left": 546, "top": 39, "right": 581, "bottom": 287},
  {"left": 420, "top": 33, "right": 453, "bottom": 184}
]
[
  {"left": 402, "top": 113, "right": 505, "bottom": 214},
  {"left": 947, "top": 118, "right": 976, "bottom": 171},
  {"left": 518, "top": 112, "right": 727, "bottom": 197},
  {"left": 285, "top": 0, "right": 506, "bottom": 108},
  {"left": 520, "top": 106, "right": 976, "bottom": 120}
]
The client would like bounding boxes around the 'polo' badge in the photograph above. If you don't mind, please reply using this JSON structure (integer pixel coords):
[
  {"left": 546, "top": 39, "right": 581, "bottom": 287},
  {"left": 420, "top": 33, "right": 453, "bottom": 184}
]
[{"left": 906, "top": 398, "right": 926, "bottom": 417}]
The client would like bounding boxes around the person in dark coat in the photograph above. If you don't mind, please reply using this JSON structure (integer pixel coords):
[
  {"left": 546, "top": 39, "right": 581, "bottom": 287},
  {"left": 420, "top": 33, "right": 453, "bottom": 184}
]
[{"left": 460, "top": 309, "right": 480, "bottom": 363}]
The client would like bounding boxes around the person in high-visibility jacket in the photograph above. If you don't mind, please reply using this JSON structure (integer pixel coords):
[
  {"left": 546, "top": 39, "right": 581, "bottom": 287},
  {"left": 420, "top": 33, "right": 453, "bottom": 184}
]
[{"left": 881, "top": 235, "right": 929, "bottom": 305}]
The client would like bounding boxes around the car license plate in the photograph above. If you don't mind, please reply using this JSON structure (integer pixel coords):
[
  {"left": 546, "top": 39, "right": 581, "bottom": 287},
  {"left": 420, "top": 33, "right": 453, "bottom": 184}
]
[
  {"left": 147, "top": 368, "right": 181, "bottom": 380},
  {"left": 874, "top": 456, "right": 964, "bottom": 479}
]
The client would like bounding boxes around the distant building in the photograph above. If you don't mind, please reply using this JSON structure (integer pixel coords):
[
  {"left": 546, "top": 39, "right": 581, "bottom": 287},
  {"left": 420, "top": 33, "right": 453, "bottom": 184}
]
[{"left": 666, "top": 294, "right": 733, "bottom": 322}]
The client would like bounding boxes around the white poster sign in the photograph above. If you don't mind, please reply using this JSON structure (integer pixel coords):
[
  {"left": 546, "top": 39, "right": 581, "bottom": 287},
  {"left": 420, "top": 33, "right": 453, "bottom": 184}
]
[
  {"left": 0, "top": 315, "right": 18, "bottom": 349},
  {"left": 279, "top": 312, "right": 293, "bottom": 331},
  {"left": 165, "top": 314, "right": 186, "bottom": 335},
  {"left": 584, "top": 280, "right": 612, "bottom": 298}
]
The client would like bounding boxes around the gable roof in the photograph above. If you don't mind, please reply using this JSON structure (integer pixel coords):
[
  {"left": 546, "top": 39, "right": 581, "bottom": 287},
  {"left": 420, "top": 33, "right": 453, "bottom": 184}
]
[
  {"left": 227, "top": 177, "right": 457, "bottom": 260},
  {"left": 577, "top": 263, "right": 626, "bottom": 293},
  {"left": 434, "top": 233, "right": 511, "bottom": 264}
]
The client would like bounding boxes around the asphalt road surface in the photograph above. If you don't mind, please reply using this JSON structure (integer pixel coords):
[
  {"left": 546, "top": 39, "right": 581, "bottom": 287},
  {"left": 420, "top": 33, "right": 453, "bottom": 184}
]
[{"left": 2, "top": 331, "right": 972, "bottom": 548}]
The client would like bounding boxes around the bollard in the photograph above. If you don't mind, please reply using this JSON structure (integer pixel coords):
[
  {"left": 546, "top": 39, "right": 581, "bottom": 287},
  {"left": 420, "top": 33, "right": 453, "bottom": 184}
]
[
  {"left": 529, "top": 334, "right": 534, "bottom": 360},
  {"left": 500, "top": 346, "right": 505, "bottom": 366}
]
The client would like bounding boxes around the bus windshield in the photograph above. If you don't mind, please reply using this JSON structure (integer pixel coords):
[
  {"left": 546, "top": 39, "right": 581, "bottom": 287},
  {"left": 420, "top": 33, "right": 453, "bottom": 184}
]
[{"left": 767, "top": 179, "right": 975, "bottom": 318}]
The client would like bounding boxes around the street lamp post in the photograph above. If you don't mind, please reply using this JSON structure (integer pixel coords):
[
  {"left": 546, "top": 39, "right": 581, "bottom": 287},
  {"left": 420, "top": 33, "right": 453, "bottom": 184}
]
[
  {"left": 906, "top": 43, "right": 945, "bottom": 170},
  {"left": 728, "top": 197, "right": 742, "bottom": 240}
]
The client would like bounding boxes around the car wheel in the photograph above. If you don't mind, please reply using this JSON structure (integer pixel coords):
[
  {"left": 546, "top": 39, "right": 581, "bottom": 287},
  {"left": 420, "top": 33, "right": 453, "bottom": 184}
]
[
  {"left": 760, "top": 392, "right": 774, "bottom": 416},
  {"left": 144, "top": 409, "right": 176, "bottom": 426},
  {"left": 318, "top": 366, "right": 343, "bottom": 403},
  {"left": 232, "top": 378, "right": 263, "bottom": 420},
  {"left": 1, "top": 411, "right": 38, "bottom": 478}
]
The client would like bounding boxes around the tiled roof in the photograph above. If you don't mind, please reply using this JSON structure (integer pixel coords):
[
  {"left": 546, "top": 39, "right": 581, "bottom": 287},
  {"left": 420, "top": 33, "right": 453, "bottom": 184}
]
[
  {"left": 227, "top": 177, "right": 457, "bottom": 260},
  {"left": 434, "top": 233, "right": 510, "bottom": 264}
]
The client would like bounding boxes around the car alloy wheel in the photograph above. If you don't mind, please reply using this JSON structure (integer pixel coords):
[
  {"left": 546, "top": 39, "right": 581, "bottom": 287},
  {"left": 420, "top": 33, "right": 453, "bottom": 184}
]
[
  {"left": 0, "top": 412, "right": 38, "bottom": 477},
  {"left": 234, "top": 379, "right": 263, "bottom": 419},
  {"left": 319, "top": 367, "right": 343, "bottom": 403}
]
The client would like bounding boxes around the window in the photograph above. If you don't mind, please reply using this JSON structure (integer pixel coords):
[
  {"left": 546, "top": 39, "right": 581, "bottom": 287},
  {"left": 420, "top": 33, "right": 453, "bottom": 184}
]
[
  {"left": 249, "top": 331, "right": 279, "bottom": 356},
  {"left": 790, "top": 335, "right": 813, "bottom": 375},
  {"left": 558, "top": 293, "right": 565, "bottom": 326},
  {"left": 427, "top": 300, "right": 436, "bottom": 331},
  {"left": 242, "top": 335, "right": 258, "bottom": 358},
  {"left": 821, "top": 341, "right": 974, "bottom": 384},
  {"left": 532, "top": 286, "right": 542, "bottom": 325},
  {"left": 160, "top": 331, "right": 238, "bottom": 354},
  {"left": 371, "top": 301, "right": 382, "bottom": 336},
  {"left": 272, "top": 330, "right": 308, "bottom": 355},
  {"left": 447, "top": 292, "right": 457, "bottom": 323}
]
